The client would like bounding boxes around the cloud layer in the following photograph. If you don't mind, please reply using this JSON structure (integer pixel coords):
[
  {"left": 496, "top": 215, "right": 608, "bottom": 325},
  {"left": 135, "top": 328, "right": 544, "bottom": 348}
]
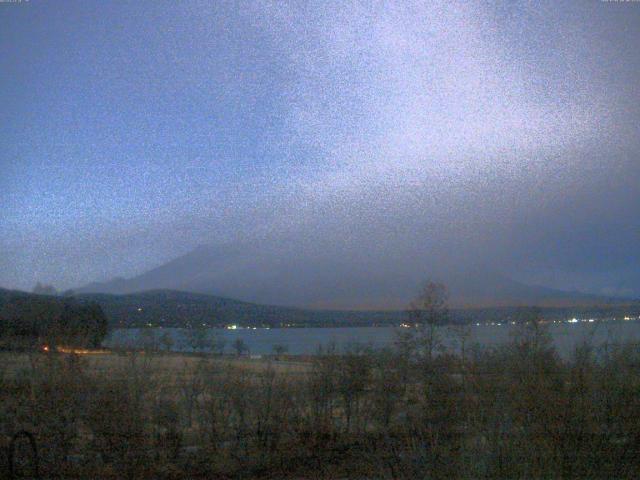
[{"left": 1, "top": 1, "right": 638, "bottom": 300}]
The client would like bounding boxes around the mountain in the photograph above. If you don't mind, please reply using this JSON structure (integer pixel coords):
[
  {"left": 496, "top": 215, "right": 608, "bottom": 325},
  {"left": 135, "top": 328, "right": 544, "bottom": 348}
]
[
  {"left": 439, "top": 268, "right": 629, "bottom": 308},
  {"left": 77, "top": 244, "right": 635, "bottom": 309}
]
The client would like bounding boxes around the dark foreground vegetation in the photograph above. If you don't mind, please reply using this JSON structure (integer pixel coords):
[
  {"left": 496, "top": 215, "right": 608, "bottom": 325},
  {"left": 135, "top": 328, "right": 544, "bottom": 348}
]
[
  {"left": 0, "top": 288, "right": 109, "bottom": 351},
  {"left": 1, "top": 319, "right": 639, "bottom": 479}
]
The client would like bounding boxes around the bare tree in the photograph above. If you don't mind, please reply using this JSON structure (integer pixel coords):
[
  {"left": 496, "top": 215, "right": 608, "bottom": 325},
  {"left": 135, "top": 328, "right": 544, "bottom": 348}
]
[
  {"left": 138, "top": 326, "right": 158, "bottom": 352},
  {"left": 159, "top": 331, "right": 174, "bottom": 353},
  {"left": 177, "top": 359, "right": 206, "bottom": 428},
  {"left": 186, "top": 326, "right": 209, "bottom": 354},
  {"left": 406, "top": 281, "right": 450, "bottom": 361},
  {"left": 211, "top": 333, "right": 227, "bottom": 356},
  {"left": 449, "top": 323, "right": 472, "bottom": 365},
  {"left": 233, "top": 338, "right": 248, "bottom": 357},
  {"left": 272, "top": 344, "right": 288, "bottom": 360},
  {"left": 511, "top": 306, "right": 552, "bottom": 355}
]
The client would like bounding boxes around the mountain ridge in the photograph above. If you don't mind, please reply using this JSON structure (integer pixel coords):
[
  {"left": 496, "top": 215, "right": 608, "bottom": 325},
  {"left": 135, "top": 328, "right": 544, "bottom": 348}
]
[
  {"left": 4, "top": 287, "right": 639, "bottom": 329},
  {"left": 76, "top": 244, "right": 636, "bottom": 309}
]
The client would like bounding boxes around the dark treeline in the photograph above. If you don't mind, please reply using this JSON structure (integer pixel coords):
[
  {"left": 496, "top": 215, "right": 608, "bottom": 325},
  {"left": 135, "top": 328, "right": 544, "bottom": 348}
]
[
  {"left": 1, "top": 320, "right": 639, "bottom": 479},
  {"left": 0, "top": 288, "right": 109, "bottom": 350},
  {"left": 74, "top": 289, "right": 640, "bottom": 328}
]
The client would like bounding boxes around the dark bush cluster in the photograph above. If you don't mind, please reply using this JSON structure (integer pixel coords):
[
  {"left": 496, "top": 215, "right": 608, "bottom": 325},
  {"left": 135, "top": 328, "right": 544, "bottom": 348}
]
[{"left": 0, "top": 289, "right": 109, "bottom": 350}]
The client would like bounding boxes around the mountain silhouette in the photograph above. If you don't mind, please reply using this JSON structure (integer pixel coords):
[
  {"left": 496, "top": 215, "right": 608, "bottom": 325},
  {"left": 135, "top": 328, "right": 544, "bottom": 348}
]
[{"left": 76, "top": 244, "right": 633, "bottom": 309}]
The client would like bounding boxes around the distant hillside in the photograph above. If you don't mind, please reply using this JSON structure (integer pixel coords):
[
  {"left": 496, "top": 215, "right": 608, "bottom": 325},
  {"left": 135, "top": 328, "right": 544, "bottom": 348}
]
[
  {"left": 441, "top": 269, "right": 633, "bottom": 308},
  {"left": 77, "top": 243, "right": 634, "bottom": 309},
  {"left": 76, "top": 290, "right": 404, "bottom": 328},
  {"left": 75, "top": 289, "right": 640, "bottom": 329}
]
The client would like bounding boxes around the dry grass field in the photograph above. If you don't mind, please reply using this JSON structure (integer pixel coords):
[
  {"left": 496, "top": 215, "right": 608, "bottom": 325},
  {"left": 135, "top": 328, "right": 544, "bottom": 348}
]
[
  {"left": 0, "top": 350, "right": 311, "bottom": 376},
  {"left": 2, "top": 329, "right": 640, "bottom": 479}
]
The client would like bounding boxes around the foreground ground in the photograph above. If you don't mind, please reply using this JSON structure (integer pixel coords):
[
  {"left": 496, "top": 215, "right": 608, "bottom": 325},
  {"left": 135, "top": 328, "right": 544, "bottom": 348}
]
[{"left": 1, "top": 328, "right": 640, "bottom": 479}]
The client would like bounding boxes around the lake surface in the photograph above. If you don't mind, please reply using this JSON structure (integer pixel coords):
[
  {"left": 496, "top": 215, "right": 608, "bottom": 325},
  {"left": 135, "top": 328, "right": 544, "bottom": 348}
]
[{"left": 104, "top": 320, "right": 640, "bottom": 359}]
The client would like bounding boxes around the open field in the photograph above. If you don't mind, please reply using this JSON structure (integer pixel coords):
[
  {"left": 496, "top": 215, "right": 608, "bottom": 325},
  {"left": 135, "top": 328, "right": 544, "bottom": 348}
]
[
  {"left": 0, "top": 351, "right": 312, "bottom": 380},
  {"left": 2, "top": 329, "right": 640, "bottom": 479}
]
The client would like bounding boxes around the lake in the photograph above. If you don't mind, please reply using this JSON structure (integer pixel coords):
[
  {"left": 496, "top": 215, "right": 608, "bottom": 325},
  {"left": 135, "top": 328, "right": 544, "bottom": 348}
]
[{"left": 104, "top": 320, "right": 640, "bottom": 359}]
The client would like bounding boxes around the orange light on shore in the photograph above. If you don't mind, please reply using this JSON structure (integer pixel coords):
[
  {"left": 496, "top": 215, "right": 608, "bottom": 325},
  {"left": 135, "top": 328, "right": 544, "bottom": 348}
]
[
  {"left": 56, "top": 346, "right": 109, "bottom": 355},
  {"left": 40, "top": 345, "right": 108, "bottom": 355}
]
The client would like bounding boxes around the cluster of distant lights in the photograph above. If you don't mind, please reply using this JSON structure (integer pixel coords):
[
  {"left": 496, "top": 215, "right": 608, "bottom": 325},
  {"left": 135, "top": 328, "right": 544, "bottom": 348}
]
[
  {"left": 225, "top": 324, "right": 270, "bottom": 330},
  {"left": 563, "top": 315, "right": 639, "bottom": 324},
  {"left": 139, "top": 323, "right": 273, "bottom": 329},
  {"left": 400, "top": 316, "right": 640, "bottom": 328},
  {"left": 135, "top": 306, "right": 639, "bottom": 330}
]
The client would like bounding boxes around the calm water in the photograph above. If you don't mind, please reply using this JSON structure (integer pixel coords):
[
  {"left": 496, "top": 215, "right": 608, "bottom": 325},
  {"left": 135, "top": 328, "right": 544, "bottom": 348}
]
[{"left": 104, "top": 321, "right": 640, "bottom": 359}]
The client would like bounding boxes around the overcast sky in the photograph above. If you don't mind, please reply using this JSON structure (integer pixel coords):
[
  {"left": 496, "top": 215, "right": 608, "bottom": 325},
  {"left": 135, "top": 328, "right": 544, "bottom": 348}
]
[{"left": 1, "top": 0, "right": 639, "bottom": 298}]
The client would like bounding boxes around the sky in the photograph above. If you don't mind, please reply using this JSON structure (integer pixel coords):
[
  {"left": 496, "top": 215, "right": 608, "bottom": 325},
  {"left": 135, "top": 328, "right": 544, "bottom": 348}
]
[{"left": 1, "top": 0, "right": 639, "bottom": 299}]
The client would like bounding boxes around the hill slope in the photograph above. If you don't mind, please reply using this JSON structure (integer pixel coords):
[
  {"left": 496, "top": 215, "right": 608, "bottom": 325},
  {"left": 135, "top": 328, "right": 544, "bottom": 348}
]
[
  {"left": 75, "top": 289, "right": 640, "bottom": 329},
  {"left": 77, "top": 289, "right": 405, "bottom": 328},
  {"left": 77, "top": 244, "right": 633, "bottom": 309}
]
